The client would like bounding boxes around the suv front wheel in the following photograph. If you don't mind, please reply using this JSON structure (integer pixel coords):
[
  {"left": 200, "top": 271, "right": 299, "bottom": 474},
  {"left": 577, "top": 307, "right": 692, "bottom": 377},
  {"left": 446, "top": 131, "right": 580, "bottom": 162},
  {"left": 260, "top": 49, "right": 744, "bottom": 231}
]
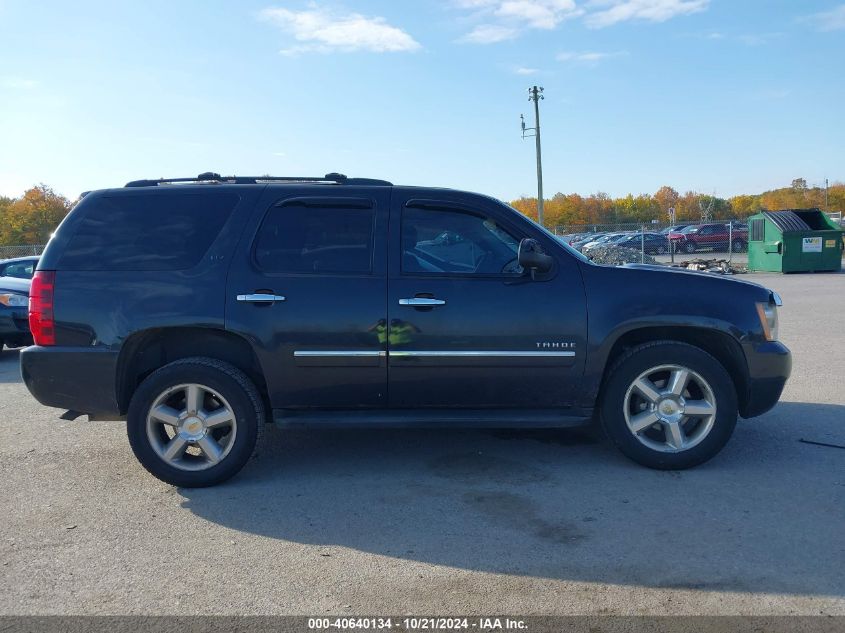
[
  {"left": 600, "top": 341, "right": 737, "bottom": 469},
  {"left": 127, "top": 357, "right": 265, "bottom": 487}
]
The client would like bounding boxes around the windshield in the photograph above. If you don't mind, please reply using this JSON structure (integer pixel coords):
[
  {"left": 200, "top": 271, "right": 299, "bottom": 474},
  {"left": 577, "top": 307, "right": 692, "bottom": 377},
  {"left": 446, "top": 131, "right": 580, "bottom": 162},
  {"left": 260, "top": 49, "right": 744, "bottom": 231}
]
[{"left": 681, "top": 225, "right": 700, "bottom": 233}]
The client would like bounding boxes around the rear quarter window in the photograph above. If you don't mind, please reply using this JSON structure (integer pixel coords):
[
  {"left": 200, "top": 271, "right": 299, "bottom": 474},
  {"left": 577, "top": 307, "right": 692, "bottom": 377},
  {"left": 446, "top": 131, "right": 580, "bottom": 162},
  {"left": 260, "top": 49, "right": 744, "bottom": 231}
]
[{"left": 59, "top": 192, "right": 238, "bottom": 271}]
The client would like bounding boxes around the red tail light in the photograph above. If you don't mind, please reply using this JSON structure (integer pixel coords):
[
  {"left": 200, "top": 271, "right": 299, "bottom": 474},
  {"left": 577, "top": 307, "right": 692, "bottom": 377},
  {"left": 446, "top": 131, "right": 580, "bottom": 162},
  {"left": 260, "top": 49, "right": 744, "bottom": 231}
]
[{"left": 29, "top": 271, "right": 56, "bottom": 346}]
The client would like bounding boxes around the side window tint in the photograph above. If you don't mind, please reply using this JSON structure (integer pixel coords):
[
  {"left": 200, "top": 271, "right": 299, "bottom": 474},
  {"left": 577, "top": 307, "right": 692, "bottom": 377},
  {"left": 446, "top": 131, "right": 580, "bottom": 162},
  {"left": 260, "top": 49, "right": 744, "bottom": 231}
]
[
  {"left": 3, "top": 262, "right": 34, "bottom": 278},
  {"left": 402, "top": 206, "right": 521, "bottom": 275},
  {"left": 255, "top": 206, "right": 374, "bottom": 274},
  {"left": 60, "top": 193, "right": 238, "bottom": 271}
]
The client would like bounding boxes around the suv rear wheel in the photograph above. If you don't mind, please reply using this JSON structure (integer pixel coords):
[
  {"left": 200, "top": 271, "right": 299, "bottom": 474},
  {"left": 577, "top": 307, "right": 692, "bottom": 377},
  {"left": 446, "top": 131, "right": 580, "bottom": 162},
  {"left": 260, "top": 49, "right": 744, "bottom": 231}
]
[
  {"left": 127, "top": 357, "right": 264, "bottom": 487},
  {"left": 600, "top": 341, "right": 737, "bottom": 469}
]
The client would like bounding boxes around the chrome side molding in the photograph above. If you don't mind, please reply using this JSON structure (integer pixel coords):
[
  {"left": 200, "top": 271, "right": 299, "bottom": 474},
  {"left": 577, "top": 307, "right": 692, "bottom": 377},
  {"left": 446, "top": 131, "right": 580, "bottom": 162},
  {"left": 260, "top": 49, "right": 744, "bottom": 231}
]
[
  {"left": 389, "top": 350, "right": 576, "bottom": 358},
  {"left": 293, "top": 350, "right": 575, "bottom": 358},
  {"left": 294, "top": 351, "right": 386, "bottom": 358}
]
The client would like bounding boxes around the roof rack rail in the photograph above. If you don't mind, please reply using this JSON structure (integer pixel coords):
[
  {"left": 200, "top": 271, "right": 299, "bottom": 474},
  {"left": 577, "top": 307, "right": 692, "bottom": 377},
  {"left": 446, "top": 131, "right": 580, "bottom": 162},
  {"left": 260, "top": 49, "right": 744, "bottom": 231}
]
[{"left": 124, "top": 172, "right": 392, "bottom": 188}]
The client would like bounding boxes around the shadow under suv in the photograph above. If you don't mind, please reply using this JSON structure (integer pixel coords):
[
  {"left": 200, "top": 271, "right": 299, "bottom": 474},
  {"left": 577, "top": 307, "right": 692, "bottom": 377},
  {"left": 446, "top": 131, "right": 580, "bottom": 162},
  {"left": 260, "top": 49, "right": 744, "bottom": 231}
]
[{"left": 21, "top": 173, "right": 791, "bottom": 486}]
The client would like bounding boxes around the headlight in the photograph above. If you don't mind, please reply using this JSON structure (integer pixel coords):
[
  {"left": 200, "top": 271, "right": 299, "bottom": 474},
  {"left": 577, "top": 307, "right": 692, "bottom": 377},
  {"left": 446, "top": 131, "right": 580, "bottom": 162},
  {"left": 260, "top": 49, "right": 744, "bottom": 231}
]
[
  {"left": 756, "top": 301, "right": 779, "bottom": 341},
  {"left": 0, "top": 293, "right": 28, "bottom": 308}
]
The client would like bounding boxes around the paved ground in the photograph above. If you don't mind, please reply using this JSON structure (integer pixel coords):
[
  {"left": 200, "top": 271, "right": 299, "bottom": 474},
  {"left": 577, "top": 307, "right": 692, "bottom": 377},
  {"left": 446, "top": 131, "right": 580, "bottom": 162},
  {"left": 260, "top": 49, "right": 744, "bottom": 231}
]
[{"left": 1, "top": 272, "right": 843, "bottom": 616}]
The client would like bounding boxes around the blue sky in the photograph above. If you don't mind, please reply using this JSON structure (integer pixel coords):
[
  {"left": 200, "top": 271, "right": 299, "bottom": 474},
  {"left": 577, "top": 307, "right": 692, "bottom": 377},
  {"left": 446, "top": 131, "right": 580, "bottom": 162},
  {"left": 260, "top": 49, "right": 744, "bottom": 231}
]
[{"left": 0, "top": 0, "right": 842, "bottom": 202}]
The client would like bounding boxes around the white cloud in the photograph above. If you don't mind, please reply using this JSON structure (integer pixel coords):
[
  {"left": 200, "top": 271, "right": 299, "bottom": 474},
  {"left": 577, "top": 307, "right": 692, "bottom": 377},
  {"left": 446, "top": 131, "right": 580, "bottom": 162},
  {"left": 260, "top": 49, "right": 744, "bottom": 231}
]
[
  {"left": 584, "top": 0, "right": 709, "bottom": 28},
  {"left": 455, "top": 0, "right": 581, "bottom": 42},
  {"left": 455, "top": 0, "right": 707, "bottom": 41},
  {"left": 514, "top": 66, "right": 540, "bottom": 75},
  {"left": 461, "top": 24, "right": 519, "bottom": 42},
  {"left": 260, "top": 6, "right": 421, "bottom": 54},
  {"left": 496, "top": 0, "right": 580, "bottom": 28},
  {"left": 803, "top": 4, "right": 845, "bottom": 31},
  {"left": 557, "top": 50, "right": 627, "bottom": 63}
]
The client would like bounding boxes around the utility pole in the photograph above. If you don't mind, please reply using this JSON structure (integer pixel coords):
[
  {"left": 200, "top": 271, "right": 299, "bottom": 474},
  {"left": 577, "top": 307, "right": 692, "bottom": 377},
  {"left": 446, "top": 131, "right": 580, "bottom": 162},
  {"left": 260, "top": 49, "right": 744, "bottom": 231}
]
[
  {"left": 521, "top": 86, "right": 545, "bottom": 226},
  {"left": 825, "top": 178, "right": 829, "bottom": 212}
]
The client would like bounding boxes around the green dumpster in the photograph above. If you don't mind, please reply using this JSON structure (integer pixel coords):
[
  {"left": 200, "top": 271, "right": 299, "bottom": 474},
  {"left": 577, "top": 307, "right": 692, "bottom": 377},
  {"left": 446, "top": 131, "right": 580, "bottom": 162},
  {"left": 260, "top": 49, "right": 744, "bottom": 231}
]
[{"left": 747, "top": 208, "right": 844, "bottom": 273}]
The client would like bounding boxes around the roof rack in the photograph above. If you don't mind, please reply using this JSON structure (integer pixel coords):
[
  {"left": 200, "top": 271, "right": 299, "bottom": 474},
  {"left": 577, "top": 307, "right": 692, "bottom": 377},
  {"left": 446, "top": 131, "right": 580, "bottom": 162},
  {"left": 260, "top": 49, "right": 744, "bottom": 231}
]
[{"left": 125, "top": 172, "right": 392, "bottom": 188}]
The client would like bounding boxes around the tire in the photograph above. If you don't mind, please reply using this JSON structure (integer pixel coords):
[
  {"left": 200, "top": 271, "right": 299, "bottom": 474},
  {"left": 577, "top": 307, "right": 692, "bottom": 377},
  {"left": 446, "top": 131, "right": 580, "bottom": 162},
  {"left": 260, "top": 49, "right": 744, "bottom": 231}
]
[
  {"left": 127, "top": 357, "right": 265, "bottom": 487},
  {"left": 684, "top": 241, "right": 697, "bottom": 254},
  {"left": 599, "top": 341, "right": 737, "bottom": 470},
  {"left": 655, "top": 245, "right": 667, "bottom": 255},
  {"left": 732, "top": 239, "right": 746, "bottom": 253}
]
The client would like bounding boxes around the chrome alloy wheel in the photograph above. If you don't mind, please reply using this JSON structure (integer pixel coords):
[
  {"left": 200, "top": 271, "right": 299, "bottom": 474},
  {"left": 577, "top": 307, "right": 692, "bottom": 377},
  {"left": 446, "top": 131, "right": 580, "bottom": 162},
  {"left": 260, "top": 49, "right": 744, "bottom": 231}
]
[
  {"left": 623, "top": 364, "right": 717, "bottom": 453},
  {"left": 145, "top": 383, "right": 237, "bottom": 471}
]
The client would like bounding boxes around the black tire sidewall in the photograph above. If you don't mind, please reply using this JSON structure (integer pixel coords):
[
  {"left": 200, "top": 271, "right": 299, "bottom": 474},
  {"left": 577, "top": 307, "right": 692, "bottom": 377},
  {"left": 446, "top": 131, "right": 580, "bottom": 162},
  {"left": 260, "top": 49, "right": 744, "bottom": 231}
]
[
  {"left": 600, "top": 343, "right": 738, "bottom": 470},
  {"left": 127, "top": 361, "right": 260, "bottom": 487}
]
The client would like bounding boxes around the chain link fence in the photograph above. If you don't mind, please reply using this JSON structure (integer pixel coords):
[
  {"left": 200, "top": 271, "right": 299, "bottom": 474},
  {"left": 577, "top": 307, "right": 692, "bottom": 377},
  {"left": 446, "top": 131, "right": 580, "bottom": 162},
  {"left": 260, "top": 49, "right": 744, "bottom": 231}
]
[
  {"left": 0, "top": 245, "right": 46, "bottom": 259},
  {"left": 551, "top": 220, "right": 750, "bottom": 270}
]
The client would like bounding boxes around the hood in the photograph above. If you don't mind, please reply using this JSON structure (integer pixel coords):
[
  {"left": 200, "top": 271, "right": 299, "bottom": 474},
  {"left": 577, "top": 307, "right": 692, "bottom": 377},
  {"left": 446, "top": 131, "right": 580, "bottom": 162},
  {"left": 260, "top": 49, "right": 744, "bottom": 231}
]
[
  {"left": 619, "top": 262, "right": 768, "bottom": 293},
  {"left": 0, "top": 276, "right": 31, "bottom": 296}
]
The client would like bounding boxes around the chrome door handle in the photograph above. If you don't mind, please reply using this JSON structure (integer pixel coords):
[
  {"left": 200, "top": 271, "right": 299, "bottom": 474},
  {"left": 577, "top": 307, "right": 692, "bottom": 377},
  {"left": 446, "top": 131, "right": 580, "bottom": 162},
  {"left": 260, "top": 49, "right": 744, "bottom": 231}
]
[
  {"left": 237, "top": 293, "right": 286, "bottom": 303},
  {"left": 399, "top": 298, "right": 446, "bottom": 306}
]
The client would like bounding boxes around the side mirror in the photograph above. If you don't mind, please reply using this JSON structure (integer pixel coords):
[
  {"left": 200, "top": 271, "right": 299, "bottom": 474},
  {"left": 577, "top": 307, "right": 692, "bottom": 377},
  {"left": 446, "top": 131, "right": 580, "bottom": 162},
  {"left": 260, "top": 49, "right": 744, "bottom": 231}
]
[{"left": 518, "top": 238, "right": 553, "bottom": 275}]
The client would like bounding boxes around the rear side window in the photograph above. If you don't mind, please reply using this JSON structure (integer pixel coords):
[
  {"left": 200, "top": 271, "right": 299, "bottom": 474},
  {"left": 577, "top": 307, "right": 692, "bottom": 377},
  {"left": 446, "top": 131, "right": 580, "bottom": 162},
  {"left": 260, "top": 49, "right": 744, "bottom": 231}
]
[
  {"left": 254, "top": 206, "right": 375, "bottom": 274},
  {"left": 60, "top": 193, "right": 238, "bottom": 271}
]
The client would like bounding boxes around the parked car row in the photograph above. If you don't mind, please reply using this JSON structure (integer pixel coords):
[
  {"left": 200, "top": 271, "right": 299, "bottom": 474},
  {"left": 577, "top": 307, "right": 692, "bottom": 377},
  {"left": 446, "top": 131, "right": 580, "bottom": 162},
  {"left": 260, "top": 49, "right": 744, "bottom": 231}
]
[
  {"left": 668, "top": 223, "right": 749, "bottom": 254},
  {"left": 0, "top": 256, "right": 38, "bottom": 351},
  {"left": 560, "top": 231, "right": 670, "bottom": 255},
  {"left": 558, "top": 222, "right": 750, "bottom": 255}
]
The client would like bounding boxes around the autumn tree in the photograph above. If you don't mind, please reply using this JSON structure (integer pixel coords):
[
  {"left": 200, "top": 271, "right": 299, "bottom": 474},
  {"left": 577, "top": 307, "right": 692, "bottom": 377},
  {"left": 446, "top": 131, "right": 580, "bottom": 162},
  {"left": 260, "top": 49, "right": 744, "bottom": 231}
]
[
  {"left": 509, "top": 197, "right": 538, "bottom": 223},
  {"left": 0, "top": 185, "right": 71, "bottom": 245},
  {"left": 728, "top": 194, "right": 762, "bottom": 217},
  {"left": 654, "top": 186, "right": 680, "bottom": 221}
]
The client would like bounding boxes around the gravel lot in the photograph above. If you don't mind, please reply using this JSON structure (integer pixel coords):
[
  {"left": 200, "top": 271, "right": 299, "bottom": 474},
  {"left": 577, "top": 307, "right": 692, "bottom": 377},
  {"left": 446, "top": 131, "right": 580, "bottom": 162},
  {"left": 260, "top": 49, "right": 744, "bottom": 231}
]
[{"left": 1, "top": 271, "right": 843, "bottom": 616}]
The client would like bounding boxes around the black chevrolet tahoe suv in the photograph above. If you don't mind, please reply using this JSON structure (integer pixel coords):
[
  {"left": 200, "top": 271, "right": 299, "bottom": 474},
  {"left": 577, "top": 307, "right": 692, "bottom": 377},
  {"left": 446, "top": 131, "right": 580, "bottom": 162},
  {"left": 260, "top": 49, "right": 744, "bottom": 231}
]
[{"left": 21, "top": 173, "right": 791, "bottom": 487}]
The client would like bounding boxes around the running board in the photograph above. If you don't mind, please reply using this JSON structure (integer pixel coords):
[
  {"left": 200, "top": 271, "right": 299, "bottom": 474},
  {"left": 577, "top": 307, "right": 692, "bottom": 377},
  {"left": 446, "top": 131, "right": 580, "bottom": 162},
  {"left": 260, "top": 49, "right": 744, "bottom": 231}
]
[{"left": 273, "top": 408, "right": 594, "bottom": 429}]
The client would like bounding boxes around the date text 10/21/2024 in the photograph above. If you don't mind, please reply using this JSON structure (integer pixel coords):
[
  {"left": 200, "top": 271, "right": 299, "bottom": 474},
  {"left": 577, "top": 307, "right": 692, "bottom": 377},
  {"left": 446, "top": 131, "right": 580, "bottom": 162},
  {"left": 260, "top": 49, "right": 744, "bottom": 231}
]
[{"left": 307, "top": 618, "right": 528, "bottom": 631}]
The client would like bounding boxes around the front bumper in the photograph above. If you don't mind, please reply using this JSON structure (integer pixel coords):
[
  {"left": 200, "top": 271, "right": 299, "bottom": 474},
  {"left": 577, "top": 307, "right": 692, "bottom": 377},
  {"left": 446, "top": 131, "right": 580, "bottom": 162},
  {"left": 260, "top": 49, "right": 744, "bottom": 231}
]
[
  {"left": 20, "top": 346, "right": 121, "bottom": 417},
  {"left": 741, "top": 340, "right": 792, "bottom": 418}
]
